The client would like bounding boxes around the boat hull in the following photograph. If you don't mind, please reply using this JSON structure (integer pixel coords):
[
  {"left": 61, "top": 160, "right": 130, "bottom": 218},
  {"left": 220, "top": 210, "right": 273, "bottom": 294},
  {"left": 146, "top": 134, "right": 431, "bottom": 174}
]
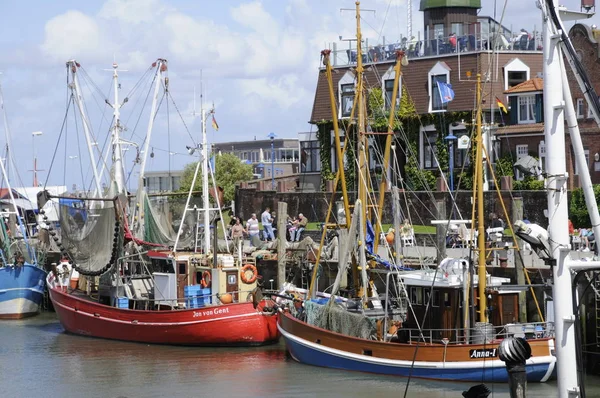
[
  {"left": 49, "top": 287, "right": 279, "bottom": 346},
  {"left": 0, "top": 265, "right": 46, "bottom": 319},
  {"left": 278, "top": 311, "right": 556, "bottom": 383}
]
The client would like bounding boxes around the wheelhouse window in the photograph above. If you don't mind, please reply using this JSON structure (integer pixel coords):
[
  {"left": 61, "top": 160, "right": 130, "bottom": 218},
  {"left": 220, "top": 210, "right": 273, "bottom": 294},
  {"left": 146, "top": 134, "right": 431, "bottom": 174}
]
[
  {"left": 518, "top": 95, "right": 536, "bottom": 123},
  {"left": 341, "top": 84, "right": 354, "bottom": 117}
]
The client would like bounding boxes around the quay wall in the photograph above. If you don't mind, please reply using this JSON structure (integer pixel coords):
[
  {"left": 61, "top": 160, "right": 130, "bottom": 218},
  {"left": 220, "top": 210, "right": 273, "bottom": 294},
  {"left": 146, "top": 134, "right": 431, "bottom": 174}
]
[{"left": 235, "top": 188, "right": 551, "bottom": 226}]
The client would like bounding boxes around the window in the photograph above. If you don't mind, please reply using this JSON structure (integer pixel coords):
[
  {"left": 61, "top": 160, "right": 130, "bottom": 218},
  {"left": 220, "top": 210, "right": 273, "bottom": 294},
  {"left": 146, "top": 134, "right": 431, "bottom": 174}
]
[
  {"left": 428, "top": 62, "right": 451, "bottom": 113},
  {"left": 432, "top": 291, "right": 440, "bottom": 307},
  {"left": 382, "top": 66, "right": 401, "bottom": 110},
  {"left": 410, "top": 287, "right": 423, "bottom": 305},
  {"left": 503, "top": 58, "right": 530, "bottom": 90},
  {"left": 588, "top": 104, "right": 594, "bottom": 119},
  {"left": 451, "top": 22, "right": 464, "bottom": 37},
  {"left": 300, "top": 140, "right": 321, "bottom": 172},
  {"left": 518, "top": 95, "right": 536, "bottom": 123},
  {"left": 507, "top": 71, "right": 527, "bottom": 89},
  {"left": 338, "top": 71, "right": 356, "bottom": 118},
  {"left": 330, "top": 130, "right": 347, "bottom": 173},
  {"left": 538, "top": 140, "right": 546, "bottom": 174},
  {"left": 515, "top": 144, "right": 528, "bottom": 180},
  {"left": 341, "top": 84, "right": 354, "bottom": 117},
  {"left": 423, "top": 132, "right": 438, "bottom": 169},
  {"left": 384, "top": 79, "right": 395, "bottom": 110},
  {"left": 577, "top": 98, "right": 584, "bottom": 119},
  {"left": 431, "top": 75, "right": 447, "bottom": 112}
]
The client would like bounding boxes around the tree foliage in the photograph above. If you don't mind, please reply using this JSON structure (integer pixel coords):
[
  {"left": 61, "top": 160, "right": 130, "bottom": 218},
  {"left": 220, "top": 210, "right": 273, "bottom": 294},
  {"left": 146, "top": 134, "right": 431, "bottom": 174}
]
[
  {"left": 569, "top": 185, "right": 600, "bottom": 228},
  {"left": 178, "top": 153, "right": 253, "bottom": 204}
]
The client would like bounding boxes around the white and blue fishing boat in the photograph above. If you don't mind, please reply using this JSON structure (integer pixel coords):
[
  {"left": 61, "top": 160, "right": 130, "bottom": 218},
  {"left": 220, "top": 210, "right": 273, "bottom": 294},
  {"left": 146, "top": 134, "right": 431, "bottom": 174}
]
[{"left": 0, "top": 80, "right": 47, "bottom": 319}]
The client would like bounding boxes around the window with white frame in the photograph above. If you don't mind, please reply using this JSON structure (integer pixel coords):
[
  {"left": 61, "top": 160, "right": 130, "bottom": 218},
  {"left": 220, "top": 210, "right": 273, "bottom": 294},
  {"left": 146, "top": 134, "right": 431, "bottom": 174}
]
[
  {"left": 423, "top": 132, "right": 439, "bottom": 169},
  {"left": 575, "top": 149, "right": 590, "bottom": 175},
  {"left": 577, "top": 99, "right": 584, "bottom": 119},
  {"left": 428, "top": 62, "right": 451, "bottom": 113},
  {"left": 503, "top": 58, "right": 530, "bottom": 90},
  {"left": 515, "top": 144, "right": 528, "bottom": 180},
  {"left": 338, "top": 71, "right": 356, "bottom": 118},
  {"left": 588, "top": 104, "right": 594, "bottom": 119},
  {"left": 382, "top": 66, "right": 401, "bottom": 110},
  {"left": 538, "top": 140, "right": 546, "bottom": 174},
  {"left": 330, "top": 130, "right": 347, "bottom": 173},
  {"left": 518, "top": 95, "right": 536, "bottom": 123}
]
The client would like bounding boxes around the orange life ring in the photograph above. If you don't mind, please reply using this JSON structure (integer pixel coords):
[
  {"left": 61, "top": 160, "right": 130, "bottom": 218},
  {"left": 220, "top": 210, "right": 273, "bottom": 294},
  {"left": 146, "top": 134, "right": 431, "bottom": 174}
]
[
  {"left": 201, "top": 270, "right": 211, "bottom": 288},
  {"left": 240, "top": 264, "right": 258, "bottom": 284}
]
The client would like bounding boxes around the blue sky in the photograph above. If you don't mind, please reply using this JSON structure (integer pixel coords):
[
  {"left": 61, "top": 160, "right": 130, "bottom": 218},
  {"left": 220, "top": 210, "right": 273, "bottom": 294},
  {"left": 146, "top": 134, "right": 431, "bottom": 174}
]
[{"left": 0, "top": 0, "right": 597, "bottom": 190}]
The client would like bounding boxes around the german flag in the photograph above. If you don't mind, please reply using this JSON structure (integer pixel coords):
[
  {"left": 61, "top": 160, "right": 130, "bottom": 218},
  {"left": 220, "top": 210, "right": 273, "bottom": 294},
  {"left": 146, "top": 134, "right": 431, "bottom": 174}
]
[{"left": 496, "top": 96, "right": 508, "bottom": 114}]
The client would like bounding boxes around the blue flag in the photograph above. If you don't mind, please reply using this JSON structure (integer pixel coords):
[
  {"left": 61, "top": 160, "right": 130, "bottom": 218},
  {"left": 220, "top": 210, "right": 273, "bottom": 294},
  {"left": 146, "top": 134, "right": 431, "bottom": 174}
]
[{"left": 437, "top": 81, "right": 455, "bottom": 104}]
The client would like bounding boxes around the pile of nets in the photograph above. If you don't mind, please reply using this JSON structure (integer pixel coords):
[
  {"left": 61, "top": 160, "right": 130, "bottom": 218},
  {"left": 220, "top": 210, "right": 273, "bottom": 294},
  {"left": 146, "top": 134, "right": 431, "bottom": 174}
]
[{"left": 304, "top": 300, "right": 377, "bottom": 340}]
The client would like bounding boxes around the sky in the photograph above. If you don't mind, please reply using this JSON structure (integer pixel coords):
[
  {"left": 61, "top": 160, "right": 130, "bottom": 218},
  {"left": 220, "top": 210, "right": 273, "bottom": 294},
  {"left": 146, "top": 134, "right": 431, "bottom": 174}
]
[{"left": 0, "top": 0, "right": 598, "bottom": 190}]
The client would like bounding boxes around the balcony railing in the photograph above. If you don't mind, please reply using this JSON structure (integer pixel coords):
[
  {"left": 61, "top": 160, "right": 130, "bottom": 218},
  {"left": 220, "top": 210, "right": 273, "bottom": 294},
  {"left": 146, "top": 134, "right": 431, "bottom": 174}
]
[{"left": 329, "top": 29, "right": 541, "bottom": 67}]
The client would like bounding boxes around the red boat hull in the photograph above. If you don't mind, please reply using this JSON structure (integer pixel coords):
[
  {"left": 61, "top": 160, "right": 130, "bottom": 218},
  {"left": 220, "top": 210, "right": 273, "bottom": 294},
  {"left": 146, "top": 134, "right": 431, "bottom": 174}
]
[{"left": 49, "top": 287, "right": 279, "bottom": 346}]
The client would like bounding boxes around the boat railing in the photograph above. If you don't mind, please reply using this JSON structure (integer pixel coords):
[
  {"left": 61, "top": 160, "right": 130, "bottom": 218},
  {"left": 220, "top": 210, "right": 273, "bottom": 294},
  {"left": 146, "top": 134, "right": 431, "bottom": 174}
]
[
  {"left": 402, "top": 321, "right": 554, "bottom": 344},
  {"left": 115, "top": 287, "right": 261, "bottom": 311}
]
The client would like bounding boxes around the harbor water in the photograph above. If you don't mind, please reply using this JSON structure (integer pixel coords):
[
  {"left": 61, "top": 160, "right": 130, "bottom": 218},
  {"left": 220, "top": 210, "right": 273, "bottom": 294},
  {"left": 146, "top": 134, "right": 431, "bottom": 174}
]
[{"left": 0, "top": 313, "right": 595, "bottom": 398}]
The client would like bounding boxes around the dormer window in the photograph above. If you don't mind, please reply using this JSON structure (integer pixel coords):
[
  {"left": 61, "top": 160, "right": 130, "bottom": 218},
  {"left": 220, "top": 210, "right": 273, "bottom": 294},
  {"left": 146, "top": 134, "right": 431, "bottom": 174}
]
[
  {"left": 340, "top": 84, "right": 354, "bottom": 117},
  {"left": 503, "top": 58, "right": 530, "bottom": 90},
  {"left": 428, "top": 62, "right": 451, "bottom": 113},
  {"left": 338, "top": 71, "right": 356, "bottom": 119},
  {"left": 518, "top": 95, "right": 536, "bottom": 123}
]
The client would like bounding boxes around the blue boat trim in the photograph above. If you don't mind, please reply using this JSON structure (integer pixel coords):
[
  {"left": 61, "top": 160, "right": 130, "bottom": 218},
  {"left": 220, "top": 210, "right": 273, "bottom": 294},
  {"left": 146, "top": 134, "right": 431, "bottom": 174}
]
[{"left": 278, "top": 323, "right": 555, "bottom": 383}]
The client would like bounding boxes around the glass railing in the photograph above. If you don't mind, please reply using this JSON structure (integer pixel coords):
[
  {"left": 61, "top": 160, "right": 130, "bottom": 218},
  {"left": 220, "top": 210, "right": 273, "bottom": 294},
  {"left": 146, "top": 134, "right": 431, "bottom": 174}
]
[{"left": 329, "top": 29, "right": 541, "bottom": 67}]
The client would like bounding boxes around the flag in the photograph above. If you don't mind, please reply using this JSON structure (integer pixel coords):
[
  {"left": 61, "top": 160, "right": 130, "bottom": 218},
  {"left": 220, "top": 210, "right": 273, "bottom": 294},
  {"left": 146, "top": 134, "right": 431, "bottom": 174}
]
[
  {"left": 437, "top": 81, "right": 455, "bottom": 104},
  {"left": 496, "top": 96, "right": 508, "bottom": 114},
  {"left": 211, "top": 114, "right": 219, "bottom": 131}
]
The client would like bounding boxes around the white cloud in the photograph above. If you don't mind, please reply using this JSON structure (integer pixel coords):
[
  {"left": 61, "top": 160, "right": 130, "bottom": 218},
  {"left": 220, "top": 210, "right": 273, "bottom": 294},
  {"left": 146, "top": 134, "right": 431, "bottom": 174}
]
[
  {"left": 41, "top": 11, "right": 101, "bottom": 62},
  {"left": 98, "top": 0, "right": 166, "bottom": 24}
]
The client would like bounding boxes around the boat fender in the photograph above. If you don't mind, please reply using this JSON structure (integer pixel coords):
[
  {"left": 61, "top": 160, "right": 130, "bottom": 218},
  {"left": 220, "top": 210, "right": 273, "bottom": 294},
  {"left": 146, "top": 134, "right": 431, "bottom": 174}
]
[
  {"left": 201, "top": 270, "right": 212, "bottom": 288},
  {"left": 241, "top": 264, "right": 258, "bottom": 284}
]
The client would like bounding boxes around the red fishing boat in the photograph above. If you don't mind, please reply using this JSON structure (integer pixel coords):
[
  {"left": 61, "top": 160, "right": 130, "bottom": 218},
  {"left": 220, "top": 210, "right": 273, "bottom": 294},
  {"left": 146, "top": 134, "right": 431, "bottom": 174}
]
[{"left": 45, "top": 59, "right": 279, "bottom": 346}]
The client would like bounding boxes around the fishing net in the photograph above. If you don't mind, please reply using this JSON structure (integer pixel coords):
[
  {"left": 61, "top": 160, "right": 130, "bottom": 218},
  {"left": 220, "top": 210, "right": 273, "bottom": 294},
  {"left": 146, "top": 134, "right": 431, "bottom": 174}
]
[
  {"left": 59, "top": 199, "right": 118, "bottom": 275},
  {"left": 142, "top": 191, "right": 200, "bottom": 250},
  {"left": 304, "top": 300, "right": 377, "bottom": 340}
]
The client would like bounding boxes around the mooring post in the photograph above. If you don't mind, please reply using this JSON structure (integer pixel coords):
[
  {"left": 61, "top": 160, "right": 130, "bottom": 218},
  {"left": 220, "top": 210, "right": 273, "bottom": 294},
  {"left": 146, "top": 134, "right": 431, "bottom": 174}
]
[{"left": 498, "top": 337, "right": 531, "bottom": 398}]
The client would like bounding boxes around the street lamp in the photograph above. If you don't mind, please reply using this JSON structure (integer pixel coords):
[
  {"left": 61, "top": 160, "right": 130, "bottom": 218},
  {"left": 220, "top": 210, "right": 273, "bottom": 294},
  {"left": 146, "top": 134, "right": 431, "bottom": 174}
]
[
  {"left": 32, "top": 131, "right": 42, "bottom": 186},
  {"left": 267, "top": 132, "right": 276, "bottom": 190},
  {"left": 444, "top": 132, "right": 457, "bottom": 191}
]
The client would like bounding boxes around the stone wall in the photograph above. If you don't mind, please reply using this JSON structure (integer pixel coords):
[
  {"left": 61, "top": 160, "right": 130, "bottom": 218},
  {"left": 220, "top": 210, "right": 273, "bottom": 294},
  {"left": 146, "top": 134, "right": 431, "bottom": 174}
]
[{"left": 235, "top": 187, "right": 550, "bottom": 227}]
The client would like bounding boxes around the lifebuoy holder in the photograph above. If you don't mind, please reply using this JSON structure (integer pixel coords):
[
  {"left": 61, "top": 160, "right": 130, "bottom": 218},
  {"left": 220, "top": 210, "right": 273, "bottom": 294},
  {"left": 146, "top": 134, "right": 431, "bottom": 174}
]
[
  {"left": 241, "top": 264, "right": 258, "bottom": 284},
  {"left": 201, "top": 270, "right": 212, "bottom": 288}
]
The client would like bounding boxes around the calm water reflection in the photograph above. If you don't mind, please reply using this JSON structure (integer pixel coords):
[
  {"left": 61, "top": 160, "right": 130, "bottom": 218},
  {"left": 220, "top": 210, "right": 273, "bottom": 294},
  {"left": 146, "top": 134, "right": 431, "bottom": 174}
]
[{"left": 0, "top": 313, "right": 591, "bottom": 397}]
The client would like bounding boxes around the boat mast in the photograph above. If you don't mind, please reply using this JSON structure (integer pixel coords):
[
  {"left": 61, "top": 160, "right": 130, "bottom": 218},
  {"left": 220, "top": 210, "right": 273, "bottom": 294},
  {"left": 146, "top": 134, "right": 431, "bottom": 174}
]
[
  {"left": 543, "top": 0, "right": 578, "bottom": 394},
  {"left": 355, "top": 1, "right": 367, "bottom": 231},
  {"left": 0, "top": 78, "right": 15, "bottom": 184},
  {"left": 133, "top": 59, "right": 167, "bottom": 230},
  {"left": 474, "top": 74, "right": 487, "bottom": 322},
  {"left": 201, "top": 106, "right": 211, "bottom": 254},
  {"left": 109, "top": 62, "right": 126, "bottom": 196},
  {"left": 67, "top": 60, "right": 104, "bottom": 197}
]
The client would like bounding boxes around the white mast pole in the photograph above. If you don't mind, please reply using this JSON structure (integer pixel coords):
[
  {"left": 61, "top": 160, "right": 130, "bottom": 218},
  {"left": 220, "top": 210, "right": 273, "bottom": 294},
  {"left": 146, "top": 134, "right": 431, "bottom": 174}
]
[
  {"left": 111, "top": 62, "right": 125, "bottom": 195},
  {"left": 542, "top": 1, "right": 577, "bottom": 395},
  {"left": 0, "top": 79, "right": 15, "bottom": 184},
  {"left": 67, "top": 61, "right": 103, "bottom": 196},
  {"left": 133, "top": 59, "right": 166, "bottom": 229},
  {"left": 201, "top": 108, "right": 210, "bottom": 254}
]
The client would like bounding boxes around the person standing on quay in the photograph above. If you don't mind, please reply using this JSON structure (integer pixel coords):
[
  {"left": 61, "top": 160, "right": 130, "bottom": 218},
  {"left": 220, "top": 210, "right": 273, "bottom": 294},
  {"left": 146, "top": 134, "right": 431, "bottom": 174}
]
[
  {"left": 246, "top": 213, "right": 260, "bottom": 246},
  {"left": 261, "top": 206, "right": 274, "bottom": 241}
]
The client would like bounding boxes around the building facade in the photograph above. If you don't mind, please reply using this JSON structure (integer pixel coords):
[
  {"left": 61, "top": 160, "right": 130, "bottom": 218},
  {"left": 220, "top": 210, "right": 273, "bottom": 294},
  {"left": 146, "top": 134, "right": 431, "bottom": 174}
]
[{"left": 143, "top": 170, "right": 183, "bottom": 194}]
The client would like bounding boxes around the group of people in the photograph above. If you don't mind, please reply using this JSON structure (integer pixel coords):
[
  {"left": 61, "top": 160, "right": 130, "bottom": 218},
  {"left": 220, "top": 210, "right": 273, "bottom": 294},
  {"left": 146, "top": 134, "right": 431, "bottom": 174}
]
[
  {"left": 228, "top": 207, "right": 309, "bottom": 248},
  {"left": 569, "top": 219, "right": 596, "bottom": 252}
]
